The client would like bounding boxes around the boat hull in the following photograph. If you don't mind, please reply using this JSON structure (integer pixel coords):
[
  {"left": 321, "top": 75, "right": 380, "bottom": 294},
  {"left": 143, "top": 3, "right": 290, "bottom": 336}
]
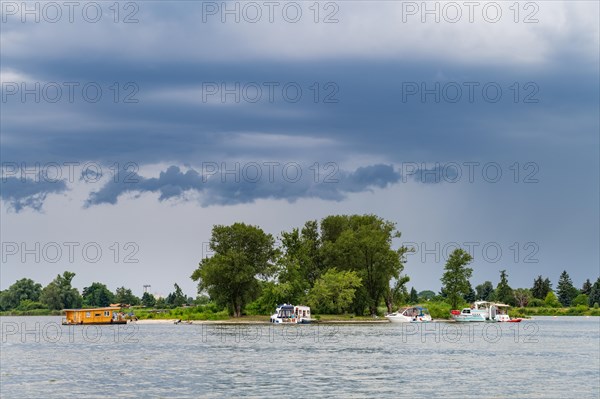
[
  {"left": 385, "top": 314, "right": 432, "bottom": 323},
  {"left": 62, "top": 321, "right": 127, "bottom": 325}
]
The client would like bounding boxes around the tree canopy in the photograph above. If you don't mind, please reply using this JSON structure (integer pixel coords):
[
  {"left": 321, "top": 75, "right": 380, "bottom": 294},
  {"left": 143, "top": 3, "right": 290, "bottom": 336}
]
[
  {"left": 191, "top": 222, "right": 277, "bottom": 317},
  {"left": 40, "top": 271, "right": 82, "bottom": 310},
  {"left": 556, "top": 270, "right": 578, "bottom": 307},
  {"left": 82, "top": 282, "right": 115, "bottom": 307},
  {"left": 531, "top": 275, "right": 552, "bottom": 300},
  {"left": 495, "top": 270, "right": 515, "bottom": 305},
  {"left": 440, "top": 248, "right": 473, "bottom": 309}
]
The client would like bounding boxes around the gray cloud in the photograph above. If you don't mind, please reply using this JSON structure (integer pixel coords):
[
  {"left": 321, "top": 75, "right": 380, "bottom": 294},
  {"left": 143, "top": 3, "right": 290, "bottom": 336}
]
[
  {"left": 0, "top": 177, "right": 68, "bottom": 212},
  {"left": 85, "top": 164, "right": 401, "bottom": 207}
]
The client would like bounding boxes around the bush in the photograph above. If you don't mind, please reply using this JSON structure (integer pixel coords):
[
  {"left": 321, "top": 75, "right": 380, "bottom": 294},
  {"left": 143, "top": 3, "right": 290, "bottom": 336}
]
[
  {"left": 544, "top": 292, "right": 561, "bottom": 308},
  {"left": 572, "top": 294, "right": 589, "bottom": 307},
  {"left": 426, "top": 302, "right": 453, "bottom": 319},
  {"left": 528, "top": 298, "right": 545, "bottom": 307},
  {"left": 17, "top": 300, "right": 46, "bottom": 311}
]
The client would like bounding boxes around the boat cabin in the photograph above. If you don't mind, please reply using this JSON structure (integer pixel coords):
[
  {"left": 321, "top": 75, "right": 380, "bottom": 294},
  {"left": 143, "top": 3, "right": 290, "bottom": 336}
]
[
  {"left": 62, "top": 307, "right": 127, "bottom": 325},
  {"left": 294, "top": 305, "right": 311, "bottom": 319}
]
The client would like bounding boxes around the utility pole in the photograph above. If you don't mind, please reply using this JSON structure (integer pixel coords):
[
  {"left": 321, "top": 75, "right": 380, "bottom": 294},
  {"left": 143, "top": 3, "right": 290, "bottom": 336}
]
[{"left": 143, "top": 285, "right": 151, "bottom": 293}]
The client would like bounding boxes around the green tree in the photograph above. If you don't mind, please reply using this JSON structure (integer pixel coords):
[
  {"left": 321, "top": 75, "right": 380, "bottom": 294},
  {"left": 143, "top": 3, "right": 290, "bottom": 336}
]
[
  {"left": 440, "top": 248, "right": 473, "bottom": 309},
  {"left": 166, "top": 283, "right": 186, "bottom": 307},
  {"left": 155, "top": 297, "right": 167, "bottom": 308},
  {"left": 495, "top": 270, "right": 515, "bottom": 305},
  {"left": 418, "top": 290, "right": 436, "bottom": 301},
  {"left": 588, "top": 277, "right": 600, "bottom": 307},
  {"left": 513, "top": 288, "right": 531, "bottom": 307},
  {"left": 191, "top": 223, "right": 277, "bottom": 317},
  {"left": 320, "top": 214, "right": 409, "bottom": 316},
  {"left": 40, "top": 272, "right": 82, "bottom": 310},
  {"left": 463, "top": 281, "right": 476, "bottom": 303},
  {"left": 114, "top": 287, "right": 139, "bottom": 305},
  {"left": 531, "top": 276, "right": 552, "bottom": 300},
  {"left": 475, "top": 281, "right": 494, "bottom": 301},
  {"left": 275, "top": 222, "right": 325, "bottom": 305},
  {"left": 307, "top": 269, "right": 362, "bottom": 314},
  {"left": 409, "top": 287, "right": 418, "bottom": 304},
  {"left": 82, "top": 282, "right": 115, "bottom": 307},
  {"left": 384, "top": 276, "right": 410, "bottom": 313},
  {"left": 0, "top": 278, "right": 42, "bottom": 310},
  {"left": 544, "top": 291, "right": 561, "bottom": 308},
  {"left": 556, "top": 271, "right": 578, "bottom": 307},
  {"left": 141, "top": 292, "right": 156, "bottom": 307},
  {"left": 581, "top": 279, "right": 592, "bottom": 295}
]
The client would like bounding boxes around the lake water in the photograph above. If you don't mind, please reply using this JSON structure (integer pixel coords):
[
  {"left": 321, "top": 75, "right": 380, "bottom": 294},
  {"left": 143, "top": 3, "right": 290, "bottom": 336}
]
[{"left": 1, "top": 316, "right": 598, "bottom": 398}]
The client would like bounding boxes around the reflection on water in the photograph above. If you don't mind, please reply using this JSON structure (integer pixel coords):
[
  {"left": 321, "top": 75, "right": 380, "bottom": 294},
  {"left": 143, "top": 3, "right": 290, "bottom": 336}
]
[{"left": 1, "top": 316, "right": 599, "bottom": 398}]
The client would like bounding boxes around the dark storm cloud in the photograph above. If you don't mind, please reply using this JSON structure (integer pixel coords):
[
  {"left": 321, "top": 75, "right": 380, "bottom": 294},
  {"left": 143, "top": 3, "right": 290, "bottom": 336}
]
[{"left": 84, "top": 164, "right": 402, "bottom": 207}]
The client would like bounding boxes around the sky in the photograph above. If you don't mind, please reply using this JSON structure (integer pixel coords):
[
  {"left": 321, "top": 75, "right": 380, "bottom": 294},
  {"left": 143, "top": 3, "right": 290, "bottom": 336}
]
[{"left": 1, "top": 0, "right": 599, "bottom": 298}]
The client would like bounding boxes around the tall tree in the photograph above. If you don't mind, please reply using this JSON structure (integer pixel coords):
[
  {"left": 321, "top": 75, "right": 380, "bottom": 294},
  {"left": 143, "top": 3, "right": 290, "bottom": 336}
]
[
  {"left": 191, "top": 223, "right": 277, "bottom": 317},
  {"left": 581, "top": 279, "right": 593, "bottom": 295},
  {"left": 40, "top": 271, "right": 82, "bottom": 310},
  {"left": 495, "top": 270, "right": 515, "bottom": 305},
  {"left": 440, "top": 248, "right": 473, "bottom": 309},
  {"left": 531, "top": 275, "right": 552, "bottom": 300},
  {"left": 384, "top": 276, "right": 410, "bottom": 313},
  {"left": 166, "top": 283, "right": 186, "bottom": 307},
  {"left": 556, "top": 270, "right": 578, "bottom": 307},
  {"left": 409, "top": 287, "right": 419, "bottom": 304},
  {"left": 475, "top": 281, "right": 494, "bottom": 301},
  {"left": 82, "top": 282, "right": 115, "bottom": 307},
  {"left": 320, "top": 215, "right": 409, "bottom": 316},
  {"left": 276, "top": 222, "right": 324, "bottom": 304},
  {"left": 588, "top": 277, "right": 600, "bottom": 307}
]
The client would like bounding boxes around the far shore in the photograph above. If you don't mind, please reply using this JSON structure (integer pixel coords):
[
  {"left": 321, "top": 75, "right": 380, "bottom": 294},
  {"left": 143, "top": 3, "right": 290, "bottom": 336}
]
[{"left": 132, "top": 318, "right": 393, "bottom": 325}]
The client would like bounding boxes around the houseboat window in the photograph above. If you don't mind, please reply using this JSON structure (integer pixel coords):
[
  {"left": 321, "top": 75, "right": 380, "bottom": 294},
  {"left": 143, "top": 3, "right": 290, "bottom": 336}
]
[
  {"left": 104, "top": 311, "right": 110, "bottom": 316},
  {"left": 95, "top": 313, "right": 101, "bottom": 317},
  {"left": 86, "top": 312, "right": 91, "bottom": 318}
]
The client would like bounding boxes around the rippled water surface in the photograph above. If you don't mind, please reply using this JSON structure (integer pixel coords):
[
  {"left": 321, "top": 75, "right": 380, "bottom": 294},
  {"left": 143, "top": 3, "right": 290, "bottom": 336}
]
[{"left": 1, "top": 316, "right": 599, "bottom": 398}]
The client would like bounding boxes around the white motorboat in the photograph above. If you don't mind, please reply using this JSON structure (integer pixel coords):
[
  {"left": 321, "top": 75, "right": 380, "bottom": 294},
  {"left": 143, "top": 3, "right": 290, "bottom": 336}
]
[
  {"left": 451, "top": 301, "right": 496, "bottom": 322},
  {"left": 451, "top": 301, "right": 522, "bottom": 322},
  {"left": 385, "top": 306, "right": 432, "bottom": 323},
  {"left": 270, "top": 304, "right": 312, "bottom": 324}
]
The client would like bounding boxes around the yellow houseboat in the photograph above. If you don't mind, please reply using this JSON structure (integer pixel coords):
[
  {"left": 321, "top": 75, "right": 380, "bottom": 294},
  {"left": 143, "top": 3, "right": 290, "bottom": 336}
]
[{"left": 62, "top": 307, "right": 127, "bottom": 325}]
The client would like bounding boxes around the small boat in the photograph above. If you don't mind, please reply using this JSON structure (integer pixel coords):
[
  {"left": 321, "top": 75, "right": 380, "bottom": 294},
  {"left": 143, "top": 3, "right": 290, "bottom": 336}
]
[
  {"left": 493, "top": 303, "right": 522, "bottom": 322},
  {"left": 386, "top": 306, "right": 432, "bottom": 323},
  {"left": 270, "top": 304, "right": 312, "bottom": 324}
]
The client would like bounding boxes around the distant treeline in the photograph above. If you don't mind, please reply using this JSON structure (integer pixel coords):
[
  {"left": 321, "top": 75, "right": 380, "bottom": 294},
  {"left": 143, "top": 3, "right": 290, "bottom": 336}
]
[{"left": 2, "top": 214, "right": 600, "bottom": 316}]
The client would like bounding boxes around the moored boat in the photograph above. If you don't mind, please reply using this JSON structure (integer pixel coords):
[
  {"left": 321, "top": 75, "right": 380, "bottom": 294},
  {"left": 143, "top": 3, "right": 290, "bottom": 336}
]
[
  {"left": 386, "top": 306, "right": 432, "bottom": 323},
  {"left": 493, "top": 303, "right": 522, "bottom": 322},
  {"left": 62, "top": 307, "right": 127, "bottom": 325},
  {"left": 270, "top": 304, "right": 312, "bottom": 324},
  {"left": 451, "top": 302, "right": 522, "bottom": 322}
]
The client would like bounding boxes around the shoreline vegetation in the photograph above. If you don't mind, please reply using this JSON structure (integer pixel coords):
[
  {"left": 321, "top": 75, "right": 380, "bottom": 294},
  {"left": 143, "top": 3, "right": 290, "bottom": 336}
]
[
  {"left": 2, "top": 306, "right": 599, "bottom": 319},
  {"left": 2, "top": 215, "right": 599, "bottom": 321}
]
